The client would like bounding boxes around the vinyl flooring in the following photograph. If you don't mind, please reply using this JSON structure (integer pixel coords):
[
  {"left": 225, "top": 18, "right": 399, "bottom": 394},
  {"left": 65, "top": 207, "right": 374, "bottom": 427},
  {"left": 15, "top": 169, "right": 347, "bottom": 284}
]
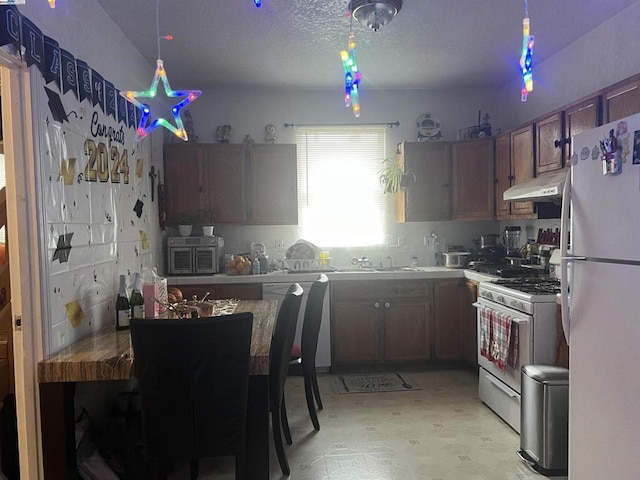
[{"left": 169, "top": 369, "right": 567, "bottom": 480}]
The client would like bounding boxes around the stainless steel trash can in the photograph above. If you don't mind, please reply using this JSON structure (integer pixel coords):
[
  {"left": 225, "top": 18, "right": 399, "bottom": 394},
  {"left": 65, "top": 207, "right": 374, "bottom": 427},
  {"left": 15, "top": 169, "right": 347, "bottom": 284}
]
[{"left": 517, "top": 365, "right": 569, "bottom": 476}]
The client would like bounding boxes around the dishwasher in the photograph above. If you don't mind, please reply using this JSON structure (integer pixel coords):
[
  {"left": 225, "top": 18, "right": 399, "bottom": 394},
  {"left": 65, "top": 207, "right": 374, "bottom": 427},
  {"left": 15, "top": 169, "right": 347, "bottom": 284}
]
[{"left": 262, "top": 282, "right": 331, "bottom": 370}]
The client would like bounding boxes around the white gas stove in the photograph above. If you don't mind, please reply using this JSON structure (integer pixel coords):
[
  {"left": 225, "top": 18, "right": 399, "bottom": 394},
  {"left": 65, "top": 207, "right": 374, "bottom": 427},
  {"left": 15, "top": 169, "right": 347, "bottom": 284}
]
[{"left": 476, "top": 277, "right": 560, "bottom": 432}]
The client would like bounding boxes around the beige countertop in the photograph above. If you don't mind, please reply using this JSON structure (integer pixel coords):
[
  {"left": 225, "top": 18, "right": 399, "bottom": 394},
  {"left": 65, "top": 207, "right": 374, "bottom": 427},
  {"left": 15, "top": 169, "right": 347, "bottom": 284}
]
[{"left": 168, "top": 267, "right": 498, "bottom": 285}]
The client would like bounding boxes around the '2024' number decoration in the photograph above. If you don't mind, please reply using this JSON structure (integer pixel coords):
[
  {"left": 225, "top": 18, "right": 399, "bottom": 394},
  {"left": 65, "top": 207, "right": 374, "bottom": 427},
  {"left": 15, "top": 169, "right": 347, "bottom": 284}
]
[{"left": 83, "top": 139, "right": 134, "bottom": 184}]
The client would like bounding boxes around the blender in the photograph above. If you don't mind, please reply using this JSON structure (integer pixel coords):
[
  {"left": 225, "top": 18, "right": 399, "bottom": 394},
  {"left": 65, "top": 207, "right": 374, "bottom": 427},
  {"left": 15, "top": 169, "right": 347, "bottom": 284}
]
[{"left": 504, "top": 226, "right": 522, "bottom": 257}]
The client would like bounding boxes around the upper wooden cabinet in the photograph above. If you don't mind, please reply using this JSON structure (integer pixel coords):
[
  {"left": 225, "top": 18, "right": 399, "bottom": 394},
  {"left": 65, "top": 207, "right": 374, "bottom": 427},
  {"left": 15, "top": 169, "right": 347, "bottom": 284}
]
[
  {"left": 396, "top": 142, "right": 452, "bottom": 222},
  {"left": 565, "top": 96, "right": 601, "bottom": 165},
  {"left": 164, "top": 143, "right": 298, "bottom": 225},
  {"left": 202, "top": 144, "right": 246, "bottom": 224},
  {"left": 452, "top": 138, "right": 495, "bottom": 220},
  {"left": 535, "top": 112, "right": 564, "bottom": 174},
  {"left": 604, "top": 75, "right": 640, "bottom": 123},
  {"left": 163, "top": 143, "right": 205, "bottom": 223},
  {"left": 495, "top": 132, "right": 511, "bottom": 220},
  {"left": 247, "top": 144, "right": 298, "bottom": 225},
  {"left": 510, "top": 125, "right": 536, "bottom": 218}
]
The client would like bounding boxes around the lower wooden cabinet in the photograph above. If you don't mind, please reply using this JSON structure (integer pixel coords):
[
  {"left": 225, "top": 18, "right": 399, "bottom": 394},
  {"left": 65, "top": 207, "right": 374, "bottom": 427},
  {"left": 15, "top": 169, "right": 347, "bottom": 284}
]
[
  {"left": 433, "top": 280, "right": 464, "bottom": 361},
  {"left": 433, "top": 279, "right": 478, "bottom": 367},
  {"left": 331, "top": 280, "right": 432, "bottom": 365}
]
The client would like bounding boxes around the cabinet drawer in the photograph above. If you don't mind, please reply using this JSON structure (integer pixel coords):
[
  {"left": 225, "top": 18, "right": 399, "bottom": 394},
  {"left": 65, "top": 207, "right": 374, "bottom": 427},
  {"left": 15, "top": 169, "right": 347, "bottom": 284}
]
[{"left": 331, "top": 280, "right": 431, "bottom": 301}]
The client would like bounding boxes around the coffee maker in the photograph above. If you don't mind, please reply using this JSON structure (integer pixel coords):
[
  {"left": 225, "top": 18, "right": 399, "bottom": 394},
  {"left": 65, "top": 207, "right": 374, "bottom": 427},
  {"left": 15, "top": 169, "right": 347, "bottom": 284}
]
[{"left": 505, "top": 226, "right": 522, "bottom": 257}]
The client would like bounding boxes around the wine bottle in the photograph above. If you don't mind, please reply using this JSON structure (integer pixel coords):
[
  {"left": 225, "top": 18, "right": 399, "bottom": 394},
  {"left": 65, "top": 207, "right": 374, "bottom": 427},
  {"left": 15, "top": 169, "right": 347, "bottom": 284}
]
[
  {"left": 116, "top": 274, "right": 131, "bottom": 330},
  {"left": 130, "top": 272, "right": 145, "bottom": 319}
]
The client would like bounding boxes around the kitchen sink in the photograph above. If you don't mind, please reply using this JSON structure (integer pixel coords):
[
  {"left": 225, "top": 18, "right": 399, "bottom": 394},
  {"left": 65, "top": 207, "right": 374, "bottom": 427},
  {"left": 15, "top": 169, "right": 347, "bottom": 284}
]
[
  {"left": 374, "top": 266, "right": 418, "bottom": 272},
  {"left": 335, "top": 268, "right": 376, "bottom": 272}
]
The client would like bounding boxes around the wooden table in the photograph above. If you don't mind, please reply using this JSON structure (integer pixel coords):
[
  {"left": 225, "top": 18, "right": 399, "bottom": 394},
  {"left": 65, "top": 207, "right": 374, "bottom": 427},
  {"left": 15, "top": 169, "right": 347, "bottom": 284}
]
[{"left": 37, "top": 299, "right": 277, "bottom": 480}]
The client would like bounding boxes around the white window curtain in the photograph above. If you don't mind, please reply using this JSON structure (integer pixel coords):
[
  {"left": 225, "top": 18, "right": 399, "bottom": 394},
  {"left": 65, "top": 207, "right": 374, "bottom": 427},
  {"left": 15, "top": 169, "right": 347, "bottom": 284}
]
[{"left": 296, "top": 126, "right": 386, "bottom": 247}]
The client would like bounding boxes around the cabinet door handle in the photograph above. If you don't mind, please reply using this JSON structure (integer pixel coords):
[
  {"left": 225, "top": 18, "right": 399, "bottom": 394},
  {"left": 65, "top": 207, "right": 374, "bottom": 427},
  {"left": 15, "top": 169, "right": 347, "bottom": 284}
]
[
  {"left": 384, "top": 302, "right": 390, "bottom": 308},
  {"left": 374, "top": 302, "right": 380, "bottom": 308}
]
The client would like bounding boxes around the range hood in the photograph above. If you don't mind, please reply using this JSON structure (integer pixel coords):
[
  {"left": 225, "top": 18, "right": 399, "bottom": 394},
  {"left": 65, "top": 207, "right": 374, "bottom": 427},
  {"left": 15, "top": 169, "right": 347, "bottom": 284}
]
[{"left": 503, "top": 169, "right": 569, "bottom": 203}]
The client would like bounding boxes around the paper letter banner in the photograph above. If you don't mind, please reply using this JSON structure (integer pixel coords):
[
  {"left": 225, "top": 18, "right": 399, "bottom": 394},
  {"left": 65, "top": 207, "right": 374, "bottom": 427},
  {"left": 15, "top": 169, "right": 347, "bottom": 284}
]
[
  {"left": 127, "top": 100, "right": 136, "bottom": 129},
  {"left": 0, "top": 6, "right": 21, "bottom": 51},
  {"left": 60, "top": 49, "right": 78, "bottom": 98},
  {"left": 117, "top": 91, "right": 128, "bottom": 125},
  {"left": 91, "top": 69, "right": 104, "bottom": 113},
  {"left": 76, "top": 59, "right": 92, "bottom": 104},
  {"left": 104, "top": 80, "right": 116, "bottom": 120},
  {"left": 21, "top": 16, "right": 44, "bottom": 74},
  {"left": 43, "top": 36, "right": 60, "bottom": 88}
]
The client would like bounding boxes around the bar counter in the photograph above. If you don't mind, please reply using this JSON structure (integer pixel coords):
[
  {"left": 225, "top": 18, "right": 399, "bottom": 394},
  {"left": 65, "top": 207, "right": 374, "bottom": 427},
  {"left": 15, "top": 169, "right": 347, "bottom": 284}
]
[{"left": 37, "top": 299, "right": 278, "bottom": 479}]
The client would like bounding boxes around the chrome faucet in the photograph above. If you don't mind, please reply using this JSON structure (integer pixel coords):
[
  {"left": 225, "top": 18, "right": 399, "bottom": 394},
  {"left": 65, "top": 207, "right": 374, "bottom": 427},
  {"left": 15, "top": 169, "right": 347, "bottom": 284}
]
[{"left": 351, "top": 256, "right": 372, "bottom": 268}]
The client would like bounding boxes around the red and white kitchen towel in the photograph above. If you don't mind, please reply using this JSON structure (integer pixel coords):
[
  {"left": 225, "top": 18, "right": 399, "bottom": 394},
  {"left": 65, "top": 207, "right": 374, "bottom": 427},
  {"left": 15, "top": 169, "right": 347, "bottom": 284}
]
[{"left": 480, "top": 306, "right": 519, "bottom": 370}]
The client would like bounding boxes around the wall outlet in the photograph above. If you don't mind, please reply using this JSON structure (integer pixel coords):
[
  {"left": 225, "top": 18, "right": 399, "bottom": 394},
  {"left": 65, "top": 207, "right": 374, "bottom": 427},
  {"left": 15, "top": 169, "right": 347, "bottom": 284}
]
[
  {"left": 398, "top": 236, "right": 406, "bottom": 248},
  {"left": 424, "top": 236, "right": 431, "bottom": 246},
  {"left": 275, "top": 239, "right": 286, "bottom": 252}
]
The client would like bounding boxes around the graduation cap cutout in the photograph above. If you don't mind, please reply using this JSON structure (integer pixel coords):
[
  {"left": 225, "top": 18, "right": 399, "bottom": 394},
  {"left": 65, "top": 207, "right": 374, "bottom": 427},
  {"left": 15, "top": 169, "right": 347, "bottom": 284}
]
[
  {"left": 44, "top": 86, "right": 68, "bottom": 123},
  {"left": 133, "top": 199, "right": 144, "bottom": 218},
  {"left": 52, "top": 232, "right": 73, "bottom": 263}
]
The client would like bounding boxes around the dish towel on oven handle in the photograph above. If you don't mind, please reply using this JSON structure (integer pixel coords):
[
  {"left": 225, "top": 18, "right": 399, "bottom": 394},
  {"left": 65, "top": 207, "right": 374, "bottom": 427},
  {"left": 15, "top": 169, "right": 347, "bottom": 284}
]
[
  {"left": 480, "top": 306, "right": 517, "bottom": 370},
  {"left": 507, "top": 320, "right": 519, "bottom": 369},
  {"left": 479, "top": 306, "right": 492, "bottom": 360}
]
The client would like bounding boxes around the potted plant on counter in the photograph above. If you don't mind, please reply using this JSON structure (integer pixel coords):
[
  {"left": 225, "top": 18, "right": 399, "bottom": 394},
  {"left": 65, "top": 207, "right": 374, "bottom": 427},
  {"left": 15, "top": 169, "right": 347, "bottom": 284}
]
[
  {"left": 199, "top": 209, "right": 216, "bottom": 236},
  {"left": 175, "top": 213, "right": 198, "bottom": 237}
]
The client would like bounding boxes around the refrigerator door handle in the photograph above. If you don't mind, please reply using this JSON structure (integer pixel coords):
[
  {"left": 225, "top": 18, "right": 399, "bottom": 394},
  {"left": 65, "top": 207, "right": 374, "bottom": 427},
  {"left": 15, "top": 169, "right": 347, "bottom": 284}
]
[
  {"left": 560, "top": 255, "right": 587, "bottom": 346},
  {"left": 559, "top": 169, "right": 572, "bottom": 346}
]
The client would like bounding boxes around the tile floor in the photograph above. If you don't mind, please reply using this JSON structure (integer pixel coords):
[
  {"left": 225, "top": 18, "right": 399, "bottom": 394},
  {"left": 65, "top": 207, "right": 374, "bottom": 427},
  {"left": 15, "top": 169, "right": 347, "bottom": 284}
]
[{"left": 171, "top": 369, "right": 567, "bottom": 479}]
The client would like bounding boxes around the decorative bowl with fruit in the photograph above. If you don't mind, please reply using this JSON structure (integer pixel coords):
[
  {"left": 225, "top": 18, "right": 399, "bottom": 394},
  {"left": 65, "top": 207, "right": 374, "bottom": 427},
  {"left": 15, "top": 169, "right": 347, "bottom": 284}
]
[{"left": 225, "top": 255, "right": 253, "bottom": 275}]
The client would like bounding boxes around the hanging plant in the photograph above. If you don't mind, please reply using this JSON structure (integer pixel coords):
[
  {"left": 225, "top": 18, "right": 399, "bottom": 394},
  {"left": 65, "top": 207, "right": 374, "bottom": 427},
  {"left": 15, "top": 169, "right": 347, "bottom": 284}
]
[{"left": 378, "top": 158, "right": 415, "bottom": 194}]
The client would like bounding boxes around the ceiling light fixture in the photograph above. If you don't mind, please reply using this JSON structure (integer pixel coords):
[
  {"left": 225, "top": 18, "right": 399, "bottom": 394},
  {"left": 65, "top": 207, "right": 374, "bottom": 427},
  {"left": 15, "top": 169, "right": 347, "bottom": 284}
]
[{"left": 350, "top": 0, "right": 402, "bottom": 32}]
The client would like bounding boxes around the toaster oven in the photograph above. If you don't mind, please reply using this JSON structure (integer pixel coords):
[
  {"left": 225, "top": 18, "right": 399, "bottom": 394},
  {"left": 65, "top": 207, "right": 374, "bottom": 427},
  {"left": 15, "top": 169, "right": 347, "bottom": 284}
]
[{"left": 167, "top": 236, "right": 223, "bottom": 275}]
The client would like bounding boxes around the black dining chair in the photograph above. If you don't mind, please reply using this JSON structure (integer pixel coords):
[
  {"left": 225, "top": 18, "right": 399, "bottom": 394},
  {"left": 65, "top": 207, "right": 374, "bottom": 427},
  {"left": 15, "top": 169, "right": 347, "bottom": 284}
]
[
  {"left": 289, "top": 274, "right": 329, "bottom": 431},
  {"left": 130, "top": 313, "right": 254, "bottom": 480},
  {"left": 269, "top": 283, "right": 304, "bottom": 476}
]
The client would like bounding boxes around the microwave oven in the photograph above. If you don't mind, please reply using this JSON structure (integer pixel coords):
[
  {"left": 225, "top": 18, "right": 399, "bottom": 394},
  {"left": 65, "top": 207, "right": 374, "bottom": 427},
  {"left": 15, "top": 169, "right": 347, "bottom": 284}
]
[{"left": 167, "top": 236, "right": 224, "bottom": 275}]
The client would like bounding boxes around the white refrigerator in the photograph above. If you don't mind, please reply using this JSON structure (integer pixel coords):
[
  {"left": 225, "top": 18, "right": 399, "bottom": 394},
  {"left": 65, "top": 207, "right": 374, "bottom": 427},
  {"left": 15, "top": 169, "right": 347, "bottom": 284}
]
[{"left": 560, "top": 112, "right": 640, "bottom": 479}]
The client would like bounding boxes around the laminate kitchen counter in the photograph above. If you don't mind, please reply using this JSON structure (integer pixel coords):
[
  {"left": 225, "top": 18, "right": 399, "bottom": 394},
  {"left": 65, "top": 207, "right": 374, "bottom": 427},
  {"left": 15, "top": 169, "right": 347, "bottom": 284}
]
[
  {"left": 37, "top": 300, "right": 277, "bottom": 382},
  {"left": 167, "top": 267, "right": 498, "bottom": 285}
]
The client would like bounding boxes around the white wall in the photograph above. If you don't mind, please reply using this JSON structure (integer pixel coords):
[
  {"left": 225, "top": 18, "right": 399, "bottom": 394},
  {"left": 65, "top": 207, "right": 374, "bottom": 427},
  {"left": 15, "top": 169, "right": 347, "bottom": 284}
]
[
  {"left": 169, "top": 86, "right": 503, "bottom": 269},
  {"left": 496, "top": 2, "right": 640, "bottom": 129},
  {"left": 16, "top": 1, "right": 165, "bottom": 354}
]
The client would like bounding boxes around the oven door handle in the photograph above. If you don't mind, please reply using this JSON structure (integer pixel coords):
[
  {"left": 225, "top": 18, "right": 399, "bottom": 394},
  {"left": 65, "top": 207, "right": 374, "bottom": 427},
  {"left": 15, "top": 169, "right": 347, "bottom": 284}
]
[
  {"left": 473, "top": 303, "right": 530, "bottom": 324},
  {"left": 485, "top": 373, "right": 518, "bottom": 398}
]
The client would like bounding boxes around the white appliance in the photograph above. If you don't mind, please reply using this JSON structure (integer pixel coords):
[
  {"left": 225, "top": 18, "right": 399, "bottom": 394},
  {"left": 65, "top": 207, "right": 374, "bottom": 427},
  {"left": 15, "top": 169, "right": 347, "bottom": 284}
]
[
  {"left": 475, "top": 278, "right": 560, "bottom": 432},
  {"left": 560, "top": 112, "right": 640, "bottom": 479},
  {"left": 262, "top": 281, "right": 331, "bottom": 369}
]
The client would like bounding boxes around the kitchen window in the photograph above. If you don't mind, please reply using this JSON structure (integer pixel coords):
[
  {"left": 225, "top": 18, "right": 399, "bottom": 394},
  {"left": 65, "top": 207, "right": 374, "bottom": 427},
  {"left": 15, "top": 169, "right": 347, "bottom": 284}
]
[{"left": 296, "top": 126, "right": 386, "bottom": 247}]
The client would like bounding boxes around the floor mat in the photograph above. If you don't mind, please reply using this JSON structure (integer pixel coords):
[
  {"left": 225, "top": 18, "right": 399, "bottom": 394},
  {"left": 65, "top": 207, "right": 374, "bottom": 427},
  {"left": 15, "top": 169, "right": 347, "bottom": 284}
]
[{"left": 330, "top": 373, "right": 421, "bottom": 393}]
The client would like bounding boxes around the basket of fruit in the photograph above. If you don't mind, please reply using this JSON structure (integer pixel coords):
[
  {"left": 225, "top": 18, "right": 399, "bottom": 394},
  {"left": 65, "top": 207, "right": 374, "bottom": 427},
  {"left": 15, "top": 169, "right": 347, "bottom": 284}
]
[{"left": 224, "top": 255, "right": 253, "bottom": 275}]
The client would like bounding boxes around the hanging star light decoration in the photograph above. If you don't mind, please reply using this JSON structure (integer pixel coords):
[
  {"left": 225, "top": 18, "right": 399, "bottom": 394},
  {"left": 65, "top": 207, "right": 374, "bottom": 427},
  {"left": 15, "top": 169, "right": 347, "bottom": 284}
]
[
  {"left": 520, "top": 0, "right": 534, "bottom": 102},
  {"left": 120, "top": 1, "right": 201, "bottom": 142},
  {"left": 121, "top": 59, "right": 201, "bottom": 141},
  {"left": 341, "top": 7, "right": 361, "bottom": 118}
]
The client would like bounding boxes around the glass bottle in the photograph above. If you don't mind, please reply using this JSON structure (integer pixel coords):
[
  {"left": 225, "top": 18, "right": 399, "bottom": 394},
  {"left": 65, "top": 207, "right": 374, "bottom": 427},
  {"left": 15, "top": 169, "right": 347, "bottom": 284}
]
[
  {"left": 116, "top": 274, "right": 131, "bottom": 330},
  {"left": 130, "top": 272, "right": 145, "bottom": 320}
]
